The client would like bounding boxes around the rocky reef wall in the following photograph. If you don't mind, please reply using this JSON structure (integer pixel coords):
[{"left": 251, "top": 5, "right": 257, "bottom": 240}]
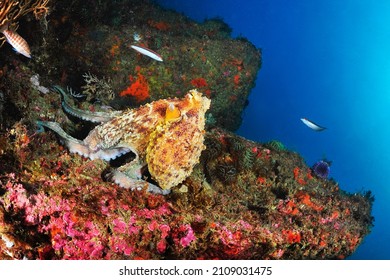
[{"left": 18, "top": 0, "right": 260, "bottom": 131}]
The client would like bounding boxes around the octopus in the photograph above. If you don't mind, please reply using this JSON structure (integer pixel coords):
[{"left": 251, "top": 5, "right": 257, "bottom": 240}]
[{"left": 37, "top": 86, "right": 210, "bottom": 195}]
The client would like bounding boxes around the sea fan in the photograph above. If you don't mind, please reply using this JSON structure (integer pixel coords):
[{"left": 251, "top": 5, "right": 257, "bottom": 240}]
[{"left": 312, "top": 160, "right": 330, "bottom": 179}]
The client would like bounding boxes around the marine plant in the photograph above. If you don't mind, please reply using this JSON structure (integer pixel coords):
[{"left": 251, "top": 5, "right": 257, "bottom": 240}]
[
  {"left": 81, "top": 72, "right": 114, "bottom": 101},
  {"left": 240, "top": 148, "right": 255, "bottom": 170},
  {"left": 266, "top": 140, "right": 286, "bottom": 151},
  {"left": 230, "top": 137, "right": 245, "bottom": 153}
]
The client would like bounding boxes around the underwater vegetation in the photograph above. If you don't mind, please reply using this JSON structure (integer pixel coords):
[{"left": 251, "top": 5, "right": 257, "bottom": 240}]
[
  {"left": 0, "top": 0, "right": 373, "bottom": 259},
  {"left": 265, "top": 140, "right": 286, "bottom": 151}
]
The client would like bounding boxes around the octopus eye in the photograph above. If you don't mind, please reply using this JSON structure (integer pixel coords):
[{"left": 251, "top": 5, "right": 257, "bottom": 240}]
[{"left": 165, "top": 103, "right": 181, "bottom": 122}]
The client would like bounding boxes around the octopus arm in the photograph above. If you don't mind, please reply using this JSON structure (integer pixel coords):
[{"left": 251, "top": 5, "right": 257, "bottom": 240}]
[
  {"left": 37, "top": 121, "right": 131, "bottom": 161},
  {"left": 62, "top": 100, "right": 122, "bottom": 123},
  {"left": 53, "top": 86, "right": 122, "bottom": 123},
  {"left": 107, "top": 161, "right": 171, "bottom": 195},
  {"left": 37, "top": 121, "right": 91, "bottom": 156}
]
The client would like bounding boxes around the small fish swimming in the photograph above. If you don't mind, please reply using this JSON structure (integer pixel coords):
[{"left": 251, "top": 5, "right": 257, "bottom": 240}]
[
  {"left": 0, "top": 24, "right": 31, "bottom": 58},
  {"left": 131, "top": 45, "right": 163, "bottom": 62},
  {"left": 300, "top": 118, "right": 326, "bottom": 131}
]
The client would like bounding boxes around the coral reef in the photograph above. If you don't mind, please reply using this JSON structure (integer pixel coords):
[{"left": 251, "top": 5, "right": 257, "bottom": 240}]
[
  {"left": 0, "top": 124, "right": 374, "bottom": 259},
  {"left": 0, "top": 0, "right": 373, "bottom": 260}
]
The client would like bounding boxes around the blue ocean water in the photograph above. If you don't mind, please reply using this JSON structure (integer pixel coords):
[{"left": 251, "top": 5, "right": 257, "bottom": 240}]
[{"left": 157, "top": 0, "right": 390, "bottom": 260}]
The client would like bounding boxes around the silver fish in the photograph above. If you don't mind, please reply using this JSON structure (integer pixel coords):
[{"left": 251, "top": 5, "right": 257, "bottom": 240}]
[
  {"left": 300, "top": 118, "right": 326, "bottom": 131},
  {"left": 131, "top": 45, "right": 163, "bottom": 62}
]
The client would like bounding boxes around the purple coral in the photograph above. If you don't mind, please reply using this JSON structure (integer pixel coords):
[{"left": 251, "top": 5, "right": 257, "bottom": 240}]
[{"left": 312, "top": 160, "right": 330, "bottom": 179}]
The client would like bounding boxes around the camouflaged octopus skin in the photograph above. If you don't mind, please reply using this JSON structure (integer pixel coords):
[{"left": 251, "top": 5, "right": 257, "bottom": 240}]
[{"left": 37, "top": 87, "right": 210, "bottom": 195}]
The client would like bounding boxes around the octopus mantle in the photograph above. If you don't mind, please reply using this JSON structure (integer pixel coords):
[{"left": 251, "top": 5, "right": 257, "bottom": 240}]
[{"left": 37, "top": 87, "right": 210, "bottom": 195}]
